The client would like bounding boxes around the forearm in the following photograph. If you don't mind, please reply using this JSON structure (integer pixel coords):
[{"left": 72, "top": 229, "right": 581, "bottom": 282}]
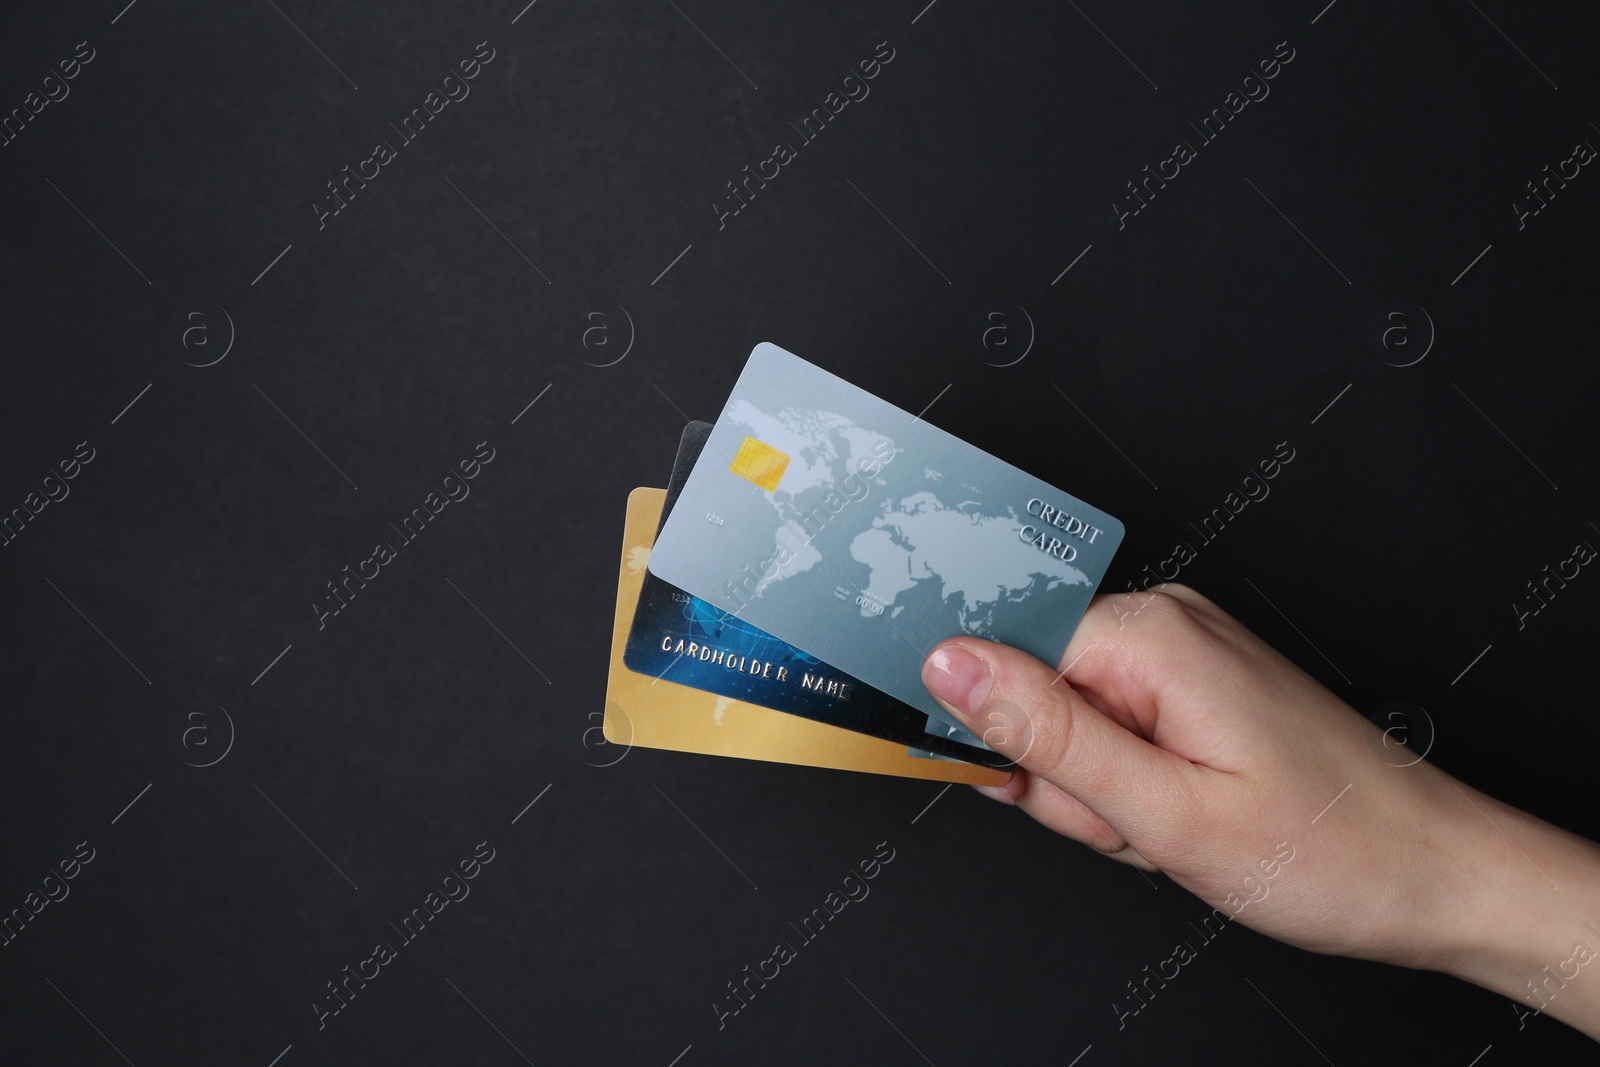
[{"left": 1428, "top": 782, "right": 1600, "bottom": 1040}]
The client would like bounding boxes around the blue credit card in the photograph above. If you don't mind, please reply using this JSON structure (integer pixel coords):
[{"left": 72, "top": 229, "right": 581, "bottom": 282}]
[
  {"left": 624, "top": 422, "right": 1008, "bottom": 768},
  {"left": 646, "top": 343, "right": 1125, "bottom": 728}
]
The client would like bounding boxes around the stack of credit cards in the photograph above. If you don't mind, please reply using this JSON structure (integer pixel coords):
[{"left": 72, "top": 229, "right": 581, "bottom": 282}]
[{"left": 602, "top": 342, "right": 1124, "bottom": 784}]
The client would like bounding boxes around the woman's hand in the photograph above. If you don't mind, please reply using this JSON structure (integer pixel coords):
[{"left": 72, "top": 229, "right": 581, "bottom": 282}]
[{"left": 921, "top": 584, "right": 1600, "bottom": 1040}]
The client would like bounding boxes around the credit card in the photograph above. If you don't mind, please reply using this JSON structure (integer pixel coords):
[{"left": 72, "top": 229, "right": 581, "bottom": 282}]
[
  {"left": 625, "top": 423, "right": 1006, "bottom": 768},
  {"left": 602, "top": 487, "right": 1009, "bottom": 785},
  {"left": 647, "top": 342, "right": 1124, "bottom": 728},
  {"left": 655, "top": 420, "right": 711, "bottom": 537}
]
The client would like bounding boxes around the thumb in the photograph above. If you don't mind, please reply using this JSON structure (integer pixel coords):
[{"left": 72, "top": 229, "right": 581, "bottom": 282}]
[{"left": 921, "top": 637, "right": 1198, "bottom": 841}]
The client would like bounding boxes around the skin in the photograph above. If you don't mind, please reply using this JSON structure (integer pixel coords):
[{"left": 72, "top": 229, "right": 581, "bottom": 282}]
[{"left": 920, "top": 584, "right": 1600, "bottom": 1041}]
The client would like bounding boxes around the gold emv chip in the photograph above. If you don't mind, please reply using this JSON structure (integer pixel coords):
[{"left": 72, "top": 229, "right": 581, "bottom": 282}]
[{"left": 729, "top": 435, "right": 789, "bottom": 491}]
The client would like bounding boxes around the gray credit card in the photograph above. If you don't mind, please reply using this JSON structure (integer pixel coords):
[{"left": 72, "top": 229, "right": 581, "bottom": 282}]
[{"left": 646, "top": 342, "right": 1124, "bottom": 728}]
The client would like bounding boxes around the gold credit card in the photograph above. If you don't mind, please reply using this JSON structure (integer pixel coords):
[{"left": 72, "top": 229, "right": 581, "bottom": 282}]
[{"left": 604, "top": 488, "right": 1008, "bottom": 785}]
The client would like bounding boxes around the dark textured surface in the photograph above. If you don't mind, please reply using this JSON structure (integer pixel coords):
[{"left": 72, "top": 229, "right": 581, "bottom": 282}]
[{"left": 1, "top": 1, "right": 1596, "bottom": 1063}]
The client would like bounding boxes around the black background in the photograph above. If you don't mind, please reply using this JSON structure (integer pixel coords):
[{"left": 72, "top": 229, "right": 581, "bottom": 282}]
[{"left": 2, "top": 0, "right": 1597, "bottom": 1063}]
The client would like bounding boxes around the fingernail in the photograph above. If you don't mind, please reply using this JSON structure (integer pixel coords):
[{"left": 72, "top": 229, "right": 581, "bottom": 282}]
[
  {"left": 972, "top": 783, "right": 1015, "bottom": 806},
  {"left": 922, "top": 645, "right": 993, "bottom": 723}
]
